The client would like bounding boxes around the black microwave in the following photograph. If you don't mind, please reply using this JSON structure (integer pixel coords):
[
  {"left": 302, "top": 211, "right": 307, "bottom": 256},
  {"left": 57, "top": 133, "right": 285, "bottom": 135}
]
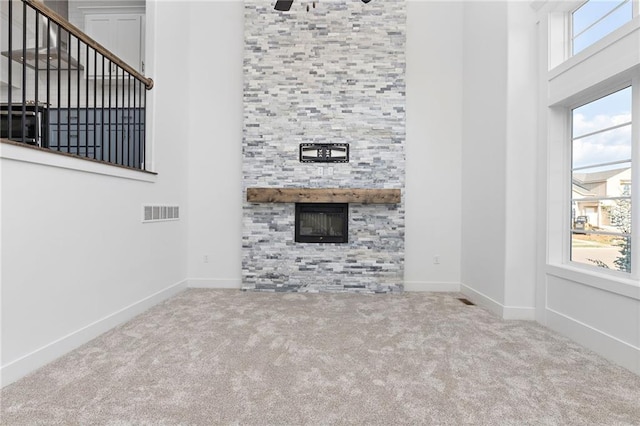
[{"left": 0, "top": 104, "right": 47, "bottom": 146}]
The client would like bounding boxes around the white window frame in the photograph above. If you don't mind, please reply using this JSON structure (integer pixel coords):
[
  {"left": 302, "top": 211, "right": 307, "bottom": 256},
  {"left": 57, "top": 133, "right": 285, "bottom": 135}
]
[
  {"left": 568, "top": 85, "right": 635, "bottom": 276},
  {"left": 540, "top": 0, "right": 640, "bottom": 293},
  {"left": 547, "top": 0, "right": 639, "bottom": 70}
]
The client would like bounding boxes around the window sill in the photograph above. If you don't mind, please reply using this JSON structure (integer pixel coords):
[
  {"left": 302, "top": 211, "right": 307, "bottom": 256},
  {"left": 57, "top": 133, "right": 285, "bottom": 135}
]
[
  {"left": 546, "top": 263, "right": 640, "bottom": 301},
  {"left": 1, "top": 139, "right": 157, "bottom": 182}
]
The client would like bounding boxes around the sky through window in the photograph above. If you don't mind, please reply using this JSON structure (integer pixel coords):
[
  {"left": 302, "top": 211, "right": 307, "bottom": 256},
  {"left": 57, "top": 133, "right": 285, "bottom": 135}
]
[
  {"left": 572, "top": 87, "right": 632, "bottom": 172},
  {"left": 572, "top": 0, "right": 633, "bottom": 54}
]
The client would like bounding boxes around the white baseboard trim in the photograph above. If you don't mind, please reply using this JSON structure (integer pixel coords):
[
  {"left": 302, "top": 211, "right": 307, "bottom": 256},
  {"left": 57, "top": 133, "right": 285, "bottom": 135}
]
[
  {"left": 460, "top": 284, "right": 504, "bottom": 317},
  {"left": 403, "top": 281, "right": 461, "bottom": 292},
  {"left": 502, "top": 306, "right": 537, "bottom": 320},
  {"left": 546, "top": 308, "right": 640, "bottom": 375},
  {"left": 1, "top": 280, "right": 187, "bottom": 388},
  {"left": 460, "top": 284, "right": 536, "bottom": 320},
  {"left": 187, "top": 278, "right": 242, "bottom": 289}
]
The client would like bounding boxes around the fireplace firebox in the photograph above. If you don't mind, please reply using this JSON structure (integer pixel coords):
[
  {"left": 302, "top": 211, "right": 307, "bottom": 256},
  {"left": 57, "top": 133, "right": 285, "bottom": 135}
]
[{"left": 295, "top": 203, "right": 348, "bottom": 243}]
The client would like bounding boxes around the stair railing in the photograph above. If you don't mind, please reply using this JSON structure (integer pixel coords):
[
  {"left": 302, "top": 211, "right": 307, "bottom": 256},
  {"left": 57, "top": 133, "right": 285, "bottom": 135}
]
[{"left": 1, "top": 0, "right": 154, "bottom": 170}]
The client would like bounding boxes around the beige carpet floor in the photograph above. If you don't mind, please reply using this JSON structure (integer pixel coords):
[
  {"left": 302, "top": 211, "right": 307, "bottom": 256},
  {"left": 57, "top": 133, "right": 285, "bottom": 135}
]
[{"left": 1, "top": 289, "right": 639, "bottom": 425}]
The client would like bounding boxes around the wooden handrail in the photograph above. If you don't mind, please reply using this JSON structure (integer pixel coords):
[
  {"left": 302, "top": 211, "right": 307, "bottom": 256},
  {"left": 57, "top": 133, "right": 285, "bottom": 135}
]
[{"left": 23, "top": 0, "right": 154, "bottom": 90}]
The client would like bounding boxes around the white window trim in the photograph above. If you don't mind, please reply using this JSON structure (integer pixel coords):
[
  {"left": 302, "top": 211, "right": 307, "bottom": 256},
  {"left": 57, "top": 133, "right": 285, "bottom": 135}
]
[
  {"left": 540, "top": 0, "right": 640, "bottom": 296},
  {"left": 545, "top": 81, "right": 639, "bottom": 296},
  {"left": 547, "top": 0, "right": 640, "bottom": 71},
  {"left": 550, "top": 14, "right": 640, "bottom": 81},
  {"left": 546, "top": 264, "right": 640, "bottom": 301},
  {"left": 631, "top": 75, "right": 640, "bottom": 277},
  {"left": 561, "top": 82, "right": 636, "bottom": 277}
]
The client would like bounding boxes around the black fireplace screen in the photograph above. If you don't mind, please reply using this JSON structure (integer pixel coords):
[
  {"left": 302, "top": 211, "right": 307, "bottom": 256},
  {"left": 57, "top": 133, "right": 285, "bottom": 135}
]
[{"left": 295, "top": 203, "right": 348, "bottom": 243}]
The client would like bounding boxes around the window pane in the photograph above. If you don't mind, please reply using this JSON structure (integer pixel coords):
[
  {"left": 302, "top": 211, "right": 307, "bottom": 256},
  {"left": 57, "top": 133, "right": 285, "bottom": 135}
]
[
  {"left": 573, "top": 87, "right": 632, "bottom": 138},
  {"left": 573, "top": 0, "right": 620, "bottom": 34},
  {"left": 572, "top": 0, "right": 632, "bottom": 55},
  {"left": 571, "top": 233, "right": 631, "bottom": 272},
  {"left": 571, "top": 87, "right": 632, "bottom": 273},
  {"left": 572, "top": 87, "right": 632, "bottom": 169}
]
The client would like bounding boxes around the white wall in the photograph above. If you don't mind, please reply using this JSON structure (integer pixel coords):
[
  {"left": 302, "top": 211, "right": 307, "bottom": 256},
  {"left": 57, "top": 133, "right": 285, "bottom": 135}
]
[
  {"left": 503, "top": 1, "right": 538, "bottom": 316},
  {"left": 405, "top": 1, "right": 463, "bottom": 292},
  {"left": 459, "top": 2, "right": 538, "bottom": 320},
  {"left": 460, "top": 1, "right": 509, "bottom": 308},
  {"left": 185, "top": 1, "right": 243, "bottom": 289},
  {"left": 0, "top": 0, "right": 191, "bottom": 386}
]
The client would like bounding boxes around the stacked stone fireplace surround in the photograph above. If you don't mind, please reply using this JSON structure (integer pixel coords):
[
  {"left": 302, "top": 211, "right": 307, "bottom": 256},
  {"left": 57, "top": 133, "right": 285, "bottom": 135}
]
[{"left": 242, "top": 0, "right": 406, "bottom": 292}]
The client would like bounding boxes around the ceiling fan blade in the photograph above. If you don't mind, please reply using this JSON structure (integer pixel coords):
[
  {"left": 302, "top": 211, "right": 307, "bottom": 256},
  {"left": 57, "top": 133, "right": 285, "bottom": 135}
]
[{"left": 274, "top": 0, "right": 294, "bottom": 11}]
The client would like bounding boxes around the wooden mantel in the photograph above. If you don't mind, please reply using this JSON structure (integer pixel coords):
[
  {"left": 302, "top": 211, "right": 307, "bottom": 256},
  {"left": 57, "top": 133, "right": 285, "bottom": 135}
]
[{"left": 246, "top": 188, "right": 401, "bottom": 204}]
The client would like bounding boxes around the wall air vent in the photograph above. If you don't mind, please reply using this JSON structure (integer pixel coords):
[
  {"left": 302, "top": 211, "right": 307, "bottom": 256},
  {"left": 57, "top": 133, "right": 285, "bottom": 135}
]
[{"left": 143, "top": 205, "right": 180, "bottom": 223}]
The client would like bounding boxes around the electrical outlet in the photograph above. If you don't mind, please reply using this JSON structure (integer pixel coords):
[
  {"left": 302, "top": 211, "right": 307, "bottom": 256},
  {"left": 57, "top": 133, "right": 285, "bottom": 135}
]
[
  {"left": 433, "top": 256, "right": 440, "bottom": 265},
  {"left": 327, "top": 167, "right": 334, "bottom": 175},
  {"left": 203, "top": 255, "right": 210, "bottom": 263},
  {"left": 317, "top": 167, "right": 324, "bottom": 176}
]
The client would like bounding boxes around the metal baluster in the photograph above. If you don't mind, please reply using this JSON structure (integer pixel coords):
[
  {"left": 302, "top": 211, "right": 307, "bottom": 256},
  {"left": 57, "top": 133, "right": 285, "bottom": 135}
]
[
  {"left": 93, "top": 48, "right": 97, "bottom": 159},
  {"left": 108, "top": 59, "right": 112, "bottom": 163},
  {"left": 128, "top": 74, "right": 132, "bottom": 167},
  {"left": 56, "top": 24, "right": 60, "bottom": 151},
  {"left": 114, "top": 64, "right": 119, "bottom": 165},
  {"left": 133, "top": 78, "right": 137, "bottom": 168},
  {"left": 34, "top": 10, "right": 39, "bottom": 146},
  {"left": 67, "top": 30, "right": 72, "bottom": 154},
  {"left": 77, "top": 36, "right": 81, "bottom": 157},
  {"left": 21, "top": 1, "right": 26, "bottom": 144},
  {"left": 7, "top": 0, "right": 12, "bottom": 139},
  {"left": 121, "top": 66, "right": 125, "bottom": 166},
  {"left": 84, "top": 37, "right": 90, "bottom": 158},
  {"left": 142, "top": 85, "right": 146, "bottom": 170},
  {"left": 102, "top": 55, "right": 106, "bottom": 162},
  {"left": 46, "top": 16, "right": 51, "bottom": 148}
]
